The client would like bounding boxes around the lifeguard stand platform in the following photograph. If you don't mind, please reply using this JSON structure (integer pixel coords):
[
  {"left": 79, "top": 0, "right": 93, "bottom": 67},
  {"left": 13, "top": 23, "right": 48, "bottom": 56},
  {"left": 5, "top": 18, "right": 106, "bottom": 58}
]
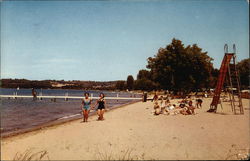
[{"left": 207, "top": 44, "right": 244, "bottom": 114}]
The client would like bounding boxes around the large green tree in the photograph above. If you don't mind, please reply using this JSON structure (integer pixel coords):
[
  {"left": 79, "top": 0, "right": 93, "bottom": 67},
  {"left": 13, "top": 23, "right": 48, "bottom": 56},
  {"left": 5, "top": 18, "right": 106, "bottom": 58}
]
[
  {"left": 126, "top": 75, "right": 134, "bottom": 90},
  {"left": 209, "top": 68, "right": 219, "bottom": 88},
  {"left": 134, "top": 78, "right": 158, "bottom": 91},
  {"left": 237, "top": 58, "right": 249, "bottom": 89},
  {"left": 137, "top": 69, "right": 151, "bottom": 80},
  {"left": 134, "top": 69, "right": 158, "bottom": 91},
  {"left": 147, "top": 38, "right": 213, "bottom": 92}
]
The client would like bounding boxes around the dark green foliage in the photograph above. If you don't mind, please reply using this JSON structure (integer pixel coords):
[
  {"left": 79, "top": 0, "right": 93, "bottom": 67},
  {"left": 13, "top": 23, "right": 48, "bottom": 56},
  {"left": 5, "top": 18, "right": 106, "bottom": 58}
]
[
  {"left": 126, "top": 75, "right": 134, "bottom": 90},
  {"left": 237, "top": 58, "right": 250, "bottom": 89},
  {"left": 134, "top": 78, "right": 159, "bottom": 91},
  {"left": 0, "top": 79, "right": 52, "bottom": 89},
  {"left": 137, "top": 70, "right": 151, "bottom": 80},
  {"left": 210, "top": 68, "right": 219, "bottom": 88},
  {"left": 115, "top": 80, "right": 126, "bottom": 90},
  {"left": 132, "top": 38, "right": 217, "bottom": 92},
  {"left": 134, "top": 69, "right": 158, "bottom": 91},
  {"left": 0, "top": 79, "right": 117, "bottom": 90},
  {"left": 146, "top": 38, "right": 213, "bottom": 92}
]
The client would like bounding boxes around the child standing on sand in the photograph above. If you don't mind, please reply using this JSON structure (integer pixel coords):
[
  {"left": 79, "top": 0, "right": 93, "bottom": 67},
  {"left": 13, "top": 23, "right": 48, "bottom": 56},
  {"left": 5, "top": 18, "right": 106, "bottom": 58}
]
[
  {"left": 93, "top": 93, "right": 107, "bottom": 121},
  {"left": 196, "top": 98, "right": 203, "bottom": 109},
  {"left": 81, "top": 92, "right": 92, "bottom": 122},
  {"left": 159, "top": 96, "right": 165, "bottom": 113},
  {"left": 152, "top": 92, "right": 158, "bottom": 102}
]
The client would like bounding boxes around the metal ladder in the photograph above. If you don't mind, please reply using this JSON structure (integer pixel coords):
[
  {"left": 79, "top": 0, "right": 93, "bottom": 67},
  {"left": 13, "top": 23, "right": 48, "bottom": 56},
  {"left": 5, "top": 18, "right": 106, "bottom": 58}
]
[
  {"left": 207, "top": 44, "right": 243, "bottom": 114},
  {"left": 227, "top": 45, "right": 244, "bottom": 114}
]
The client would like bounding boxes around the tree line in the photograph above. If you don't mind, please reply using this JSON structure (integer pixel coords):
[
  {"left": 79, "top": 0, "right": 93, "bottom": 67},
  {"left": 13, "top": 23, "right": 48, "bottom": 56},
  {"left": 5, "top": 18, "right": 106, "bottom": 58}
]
[
  {"left": 0, "top": 79, "right": 119, "bottom": 90},
  {"left": 120, "top": 38, "right": 249, "bottom": 92}
]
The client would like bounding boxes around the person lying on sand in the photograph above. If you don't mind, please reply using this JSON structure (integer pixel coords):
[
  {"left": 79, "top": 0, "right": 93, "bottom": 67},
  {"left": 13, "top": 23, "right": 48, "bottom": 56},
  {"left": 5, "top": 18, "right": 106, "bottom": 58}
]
[
  {"left": 168, "top": 100, "right": 195, "bottom": 115},
  {"left": 165, "top": 104, "right": 179, "bottom": 115},
  {"left": 168, "top": 104, "right": 176, "bottom": 110},
  {"left": 179, "top": 107, "right": 189, "bottom": 115}
]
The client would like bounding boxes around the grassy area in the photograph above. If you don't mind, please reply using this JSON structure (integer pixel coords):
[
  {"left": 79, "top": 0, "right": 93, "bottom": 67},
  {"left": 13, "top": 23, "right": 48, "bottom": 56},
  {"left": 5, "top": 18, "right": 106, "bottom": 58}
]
[{"left": 13, "top": 149, "right": 49, "bottom": 161}]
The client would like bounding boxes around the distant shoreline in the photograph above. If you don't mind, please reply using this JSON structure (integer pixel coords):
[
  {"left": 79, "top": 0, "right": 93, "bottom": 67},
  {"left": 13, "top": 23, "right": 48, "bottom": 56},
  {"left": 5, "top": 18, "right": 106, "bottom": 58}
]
[{"left": 0, "top": 78, "right": 124, "bottom": 90}]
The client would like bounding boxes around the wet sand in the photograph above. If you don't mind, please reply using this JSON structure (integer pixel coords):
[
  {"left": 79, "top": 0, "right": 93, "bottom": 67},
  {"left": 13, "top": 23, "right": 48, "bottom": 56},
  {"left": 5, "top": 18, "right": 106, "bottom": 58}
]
[
  {"left": 0, "top": 100, "right": 139, "bottom": 138},
  {"left": 1, "top": 98, "right": 249, "bottom": 160}
]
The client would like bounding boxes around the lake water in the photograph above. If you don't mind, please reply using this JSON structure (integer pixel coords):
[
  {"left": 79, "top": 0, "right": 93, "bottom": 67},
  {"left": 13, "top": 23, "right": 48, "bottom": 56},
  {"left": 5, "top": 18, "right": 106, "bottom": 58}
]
[{"left": 0, "top": 88, "right": 142, "bottom": 136}]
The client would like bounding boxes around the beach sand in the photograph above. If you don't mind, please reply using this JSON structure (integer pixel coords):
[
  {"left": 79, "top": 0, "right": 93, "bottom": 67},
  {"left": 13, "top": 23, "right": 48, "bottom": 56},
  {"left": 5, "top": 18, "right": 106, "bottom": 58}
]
[{"left": 1, "top": 98, "right": 249, "bottom": 160}]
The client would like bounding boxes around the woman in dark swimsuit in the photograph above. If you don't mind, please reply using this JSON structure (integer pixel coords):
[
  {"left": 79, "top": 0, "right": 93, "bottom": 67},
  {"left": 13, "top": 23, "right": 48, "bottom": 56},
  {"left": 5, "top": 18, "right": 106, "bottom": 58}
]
[{"left": 93, "top": 93, "right": 106, "bottom": 120}]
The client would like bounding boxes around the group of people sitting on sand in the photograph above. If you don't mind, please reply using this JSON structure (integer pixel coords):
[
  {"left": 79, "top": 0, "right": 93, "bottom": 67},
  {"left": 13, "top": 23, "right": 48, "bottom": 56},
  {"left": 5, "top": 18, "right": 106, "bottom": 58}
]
[{"left": 153, "top": 95, "right": 203, "bottom": 116}]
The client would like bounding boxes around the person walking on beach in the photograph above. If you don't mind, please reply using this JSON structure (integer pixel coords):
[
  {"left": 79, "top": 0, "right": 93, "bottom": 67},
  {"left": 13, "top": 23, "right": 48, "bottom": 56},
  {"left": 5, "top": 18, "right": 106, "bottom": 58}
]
[
  {"left": 32, "top": 88, "right": 37, "bottom": 101},
  {"left": 81, "top": 92, "right": 92, "bottom": 122},
  {"left": 93, "top": 93, "right": 107, "bottom": 121},
  {"left": 142, "top": 92, "right": 147, "bottom": 102},
  {"left": 196, "top": 98, "right": 203, "bottom": 109}
]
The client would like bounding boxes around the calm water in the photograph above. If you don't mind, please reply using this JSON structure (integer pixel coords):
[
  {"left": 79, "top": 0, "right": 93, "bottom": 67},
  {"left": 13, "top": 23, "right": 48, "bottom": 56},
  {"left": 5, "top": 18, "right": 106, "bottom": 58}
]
[{"left": 0, "top": 88, "right": 141, "bottom": 135}]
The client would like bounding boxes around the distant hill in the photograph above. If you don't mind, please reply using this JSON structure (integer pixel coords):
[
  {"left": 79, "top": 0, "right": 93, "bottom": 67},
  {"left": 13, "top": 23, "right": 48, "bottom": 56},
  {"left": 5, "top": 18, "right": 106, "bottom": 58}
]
[{"left": 0, "top": 79, "right": 120, "bottom": 90}]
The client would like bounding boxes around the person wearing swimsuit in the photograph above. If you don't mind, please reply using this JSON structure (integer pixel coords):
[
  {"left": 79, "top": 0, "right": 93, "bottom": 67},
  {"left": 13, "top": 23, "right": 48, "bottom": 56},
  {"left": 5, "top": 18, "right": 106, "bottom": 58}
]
[
  {"left": 81, "top": 92, "right": 92, "bottom": 122},
  {"left": 93, "top": 93, "right": 106, "bottom": 120}
]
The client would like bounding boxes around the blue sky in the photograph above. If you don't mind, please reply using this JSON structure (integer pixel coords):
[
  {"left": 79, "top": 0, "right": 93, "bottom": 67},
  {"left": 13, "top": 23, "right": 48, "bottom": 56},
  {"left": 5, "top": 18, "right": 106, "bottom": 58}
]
[{"left": 1, "top": 0, "right": 249, "bottom": 81}]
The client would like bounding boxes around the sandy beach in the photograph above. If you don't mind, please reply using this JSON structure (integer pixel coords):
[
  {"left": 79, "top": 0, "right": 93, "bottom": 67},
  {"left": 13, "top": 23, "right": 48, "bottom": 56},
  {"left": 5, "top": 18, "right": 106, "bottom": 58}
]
[{"left": 1, "top": 98, "right": 249, "bottom": 160}]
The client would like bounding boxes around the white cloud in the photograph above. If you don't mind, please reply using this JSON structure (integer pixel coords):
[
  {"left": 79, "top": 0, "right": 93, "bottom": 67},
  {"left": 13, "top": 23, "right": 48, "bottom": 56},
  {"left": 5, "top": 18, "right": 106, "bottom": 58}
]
[
  {"left": 38, "top": 58, "right": 79, "bottom": 64},
  {"left": 47, "top": 58, "right": 78, "bottom": 63},
  {"left": 0, "top": 71, "right": 17, "bottom": 79}
]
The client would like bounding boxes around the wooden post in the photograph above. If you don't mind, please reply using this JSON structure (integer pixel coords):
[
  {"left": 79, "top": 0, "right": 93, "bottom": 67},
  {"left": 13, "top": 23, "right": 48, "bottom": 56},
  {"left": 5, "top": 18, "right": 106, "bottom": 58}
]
[
  {"left": 14, "top": 92, "right": 17, "bottom": 99},
  {"left": 65, "top": 92, "right": 68, "bottom": 101},
  {"left": 40, "top": 92, "right": 43, "bottom": 100}
]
